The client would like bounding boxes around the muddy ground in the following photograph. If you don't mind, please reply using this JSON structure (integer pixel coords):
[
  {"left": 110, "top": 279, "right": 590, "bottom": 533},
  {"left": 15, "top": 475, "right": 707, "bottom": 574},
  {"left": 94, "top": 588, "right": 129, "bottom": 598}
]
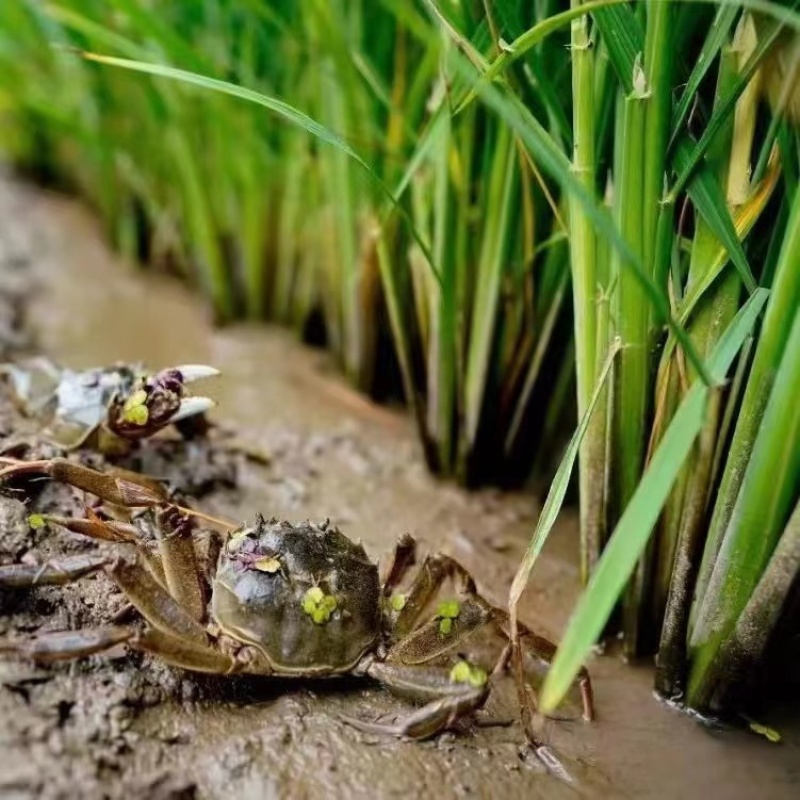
[{"left": 0, "top": 174, "right": 798, "bottom": 800}]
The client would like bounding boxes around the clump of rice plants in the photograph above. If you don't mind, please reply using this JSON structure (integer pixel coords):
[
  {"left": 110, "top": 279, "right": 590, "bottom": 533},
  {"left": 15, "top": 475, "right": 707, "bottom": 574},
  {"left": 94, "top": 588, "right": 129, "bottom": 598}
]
[
  {"left": 416, "top": 0, "right": 800, "bottom": 723},
  {"left": 479, "top": 4, "right": 799, "bottom": 722}
]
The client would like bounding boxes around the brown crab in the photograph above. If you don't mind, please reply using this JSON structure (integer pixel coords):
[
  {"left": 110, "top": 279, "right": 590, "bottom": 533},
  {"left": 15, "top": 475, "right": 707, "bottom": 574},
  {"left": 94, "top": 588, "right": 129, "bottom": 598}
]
[{"left": 0, "top": 458, "right": 594, "bottom": 744}]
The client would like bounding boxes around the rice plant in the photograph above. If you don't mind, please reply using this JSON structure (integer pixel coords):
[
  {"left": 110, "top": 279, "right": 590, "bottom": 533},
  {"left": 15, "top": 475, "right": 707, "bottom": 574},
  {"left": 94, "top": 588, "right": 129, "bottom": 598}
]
[
  {"left": 1, "top": 0, "right": 798, "bottom": 724},
  {"left": 511, "top": 5, "right": 799, "bottom": 718}
]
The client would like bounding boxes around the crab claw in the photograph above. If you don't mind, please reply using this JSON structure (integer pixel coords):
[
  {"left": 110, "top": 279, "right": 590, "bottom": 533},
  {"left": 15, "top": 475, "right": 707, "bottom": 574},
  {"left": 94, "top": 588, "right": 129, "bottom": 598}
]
[
  {"left": 165, "top": 395, "right": 216, "bottom": 424},
  {"left": 172, "top": 364, "right": 221, "bottom": 383},
  {"left": 106, "top": 364, "right": 219, "bottom": 440}
]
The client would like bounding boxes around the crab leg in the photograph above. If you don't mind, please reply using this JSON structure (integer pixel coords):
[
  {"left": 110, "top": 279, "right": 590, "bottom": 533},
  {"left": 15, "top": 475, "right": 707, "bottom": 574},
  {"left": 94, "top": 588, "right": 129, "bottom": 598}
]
[
  {"left": 105, "top": 554, "right": 209, "bottom": 644},
  {"left": 0, "top": 460, "right": 235, "bottom": 534},
  {"left": 42, "top": 510, "right": 168, "bottom": 588},
  {"left": 0, "top": 626, "right": 133, "bottom": 663},
  {"left": 0, "top": 553, "right": 108, "bottom": 588},
  {"left": 344, "top": 660, "right": 489, "bottom": 740},
  {"left": 387, "top": 595, "right": 493, "bottom": 665},
  {"left": 0, "top": 458, "right": 167, "bottom": 507},
  {"left": 131, "top": 628, "right": 236, "bottom": 674},
  {"left": 391, "top": 552, "right": 481, "bottom": 637},
  {"left": 153, "top": 506, "right": 206, "bottom": 622},
  {"left": 389, "top": 550, "right": 595, "bottom": 722},
  {"left": 494, "top": 612, "right": 595, "bottom": 723},
  {"left": 43, "top": 512, "right": 142, "bottom": 544},
  {"left": 380, "top": 534, "right": 417, "bottom": 597},
  {"left": 0, "top": 625, "right": 235, "bottom": 674}
]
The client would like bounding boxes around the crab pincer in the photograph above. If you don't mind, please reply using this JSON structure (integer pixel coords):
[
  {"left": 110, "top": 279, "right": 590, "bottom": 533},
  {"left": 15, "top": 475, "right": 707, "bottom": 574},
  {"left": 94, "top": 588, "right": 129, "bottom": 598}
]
[{"left": 106, "top": 364, "right": 219, "bottom": 440}]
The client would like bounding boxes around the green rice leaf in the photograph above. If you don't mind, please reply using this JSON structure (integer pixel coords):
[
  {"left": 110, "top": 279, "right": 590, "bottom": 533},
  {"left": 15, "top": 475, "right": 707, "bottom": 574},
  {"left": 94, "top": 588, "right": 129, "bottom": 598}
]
[
  {"left": 667, "top": 14, "right": 788, "bottom": 201},
  {"left": 676, "top": 139, "right": 757, "bottom": 294},
  {"left": 80, "top": 52, "right": 441, "bottom": 285},
  {"left": 509, "top": 338, "right": 622, "bottom": 614},
  {"left": 592, "top": 3, "right": 644, "bottom": 94},
  {"left": 670, "top": 4, "right": 739, "bottom": 142},
  {"left": 453, "top": 0, "right": 633, "bottom": 113}
]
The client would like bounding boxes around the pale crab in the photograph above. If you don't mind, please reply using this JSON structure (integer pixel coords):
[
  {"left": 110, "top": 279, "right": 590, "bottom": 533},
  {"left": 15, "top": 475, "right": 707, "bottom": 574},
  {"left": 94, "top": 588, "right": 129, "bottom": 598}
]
[
  {"left": 0, "top": 458, "right": 594, "bottom": 744},
  {"left": 0, "top": 358, "right": 218, "bottom": 452}
]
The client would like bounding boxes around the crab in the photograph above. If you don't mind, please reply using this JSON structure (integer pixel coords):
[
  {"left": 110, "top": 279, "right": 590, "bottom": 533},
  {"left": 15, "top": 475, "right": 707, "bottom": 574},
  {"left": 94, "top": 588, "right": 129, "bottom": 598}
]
[
  {"left": 0, "top": 358, "right": 219, "bottom": 452},
  {"left": 0, "top": 458, "right": 594, "bottom": 745}
]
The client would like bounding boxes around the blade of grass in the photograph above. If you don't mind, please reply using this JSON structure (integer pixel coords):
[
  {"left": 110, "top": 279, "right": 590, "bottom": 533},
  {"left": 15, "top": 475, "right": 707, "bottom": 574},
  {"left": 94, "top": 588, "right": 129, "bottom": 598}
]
[
  {"left": 591, "top": 3, "right": 645, "bottom": 95},
  {"left": 453, "top": 0, "right": 633, "bottom": 114},
  {"left": 666, "top": 10, "right": 792, "bottom": 202},
  {"left": 509, "top": 337, "right": 622, "bottom": 631},
  {"left": 426, "top": 109, "right": 457, "bottom": 470},
  {"left": 505, "top": 263, "right": 569, "bottom": 454},
  {"left": 669, "top": 3, "right": 740, "bottom": 142},
  {"left": 677, "top": 138, "right": 757, "bottom": 293},
  {"left": 659, "top": 153, "right": 780, "bottom": 367},
  {"left": 80, "top": 51, "right": 442, "bottom": 286},
  {"left": 464, "top": 123, "right": 516, "bottom": 448}
]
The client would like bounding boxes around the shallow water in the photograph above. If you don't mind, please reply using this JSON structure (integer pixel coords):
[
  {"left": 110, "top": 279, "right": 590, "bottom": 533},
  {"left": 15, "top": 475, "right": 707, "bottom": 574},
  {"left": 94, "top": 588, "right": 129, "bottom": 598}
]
[{"left": 1, "top": 175, "right": 798, "bottom": 799}]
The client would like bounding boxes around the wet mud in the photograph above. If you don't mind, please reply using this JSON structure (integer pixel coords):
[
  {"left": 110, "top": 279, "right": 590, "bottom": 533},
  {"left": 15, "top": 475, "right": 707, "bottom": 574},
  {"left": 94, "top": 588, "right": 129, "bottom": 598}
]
[{"left": 0, "top": 174, "right": 798, "bottom": 799}]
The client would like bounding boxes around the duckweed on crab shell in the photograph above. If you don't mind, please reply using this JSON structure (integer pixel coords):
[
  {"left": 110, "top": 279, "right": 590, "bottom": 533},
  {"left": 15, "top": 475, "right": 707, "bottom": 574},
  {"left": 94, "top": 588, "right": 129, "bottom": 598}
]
[
  {"left": 120, "top": 389, "right": 150, "bottom": 425},
  {"left": 389, "top": 593, "right": 406, "bottom": 612},
  {"left": 437, "top": 599, "right": 461, "bottom": 635},
  {"left": 302, "top": 587, "right": 338, "bottom": 625},
  {"left": 253, "top": 556, "right": 281, "bottom": 573},
  {"left": 449, "top": 660, "right": 488, "bottom": 688},
  {"left": 27, "top": 513, "right": 46, "bottom": 530}
]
